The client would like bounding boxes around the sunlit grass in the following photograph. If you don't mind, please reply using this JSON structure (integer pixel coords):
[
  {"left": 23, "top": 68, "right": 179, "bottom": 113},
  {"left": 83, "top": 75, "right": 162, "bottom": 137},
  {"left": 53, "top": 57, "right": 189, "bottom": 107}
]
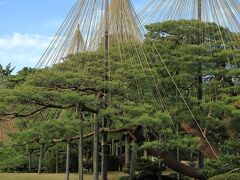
[{"left": 0, "top": 172, "right": 126, "bottom": 180}]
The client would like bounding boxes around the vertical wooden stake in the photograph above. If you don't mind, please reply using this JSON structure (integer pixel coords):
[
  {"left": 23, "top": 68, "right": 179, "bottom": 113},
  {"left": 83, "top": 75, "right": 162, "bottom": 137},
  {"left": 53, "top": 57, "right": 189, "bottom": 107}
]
[
  {"left": 29, "top": 150, "right": 32, "bottom": 171},
  {"left": 129, "top": 143, "right": 137, "bottom": 179},
  {"left": 66, "top": 140, "right": 70, "bottom": 180},
  {"left": 56, "top": 151, "right": 59, "bottom": 173},
  {"left": 119, "top": 136, "right": 123, "bottom": 171},
  {"left": 112, "top": 139, "right": 115, "bottom": 156},
  {"left": 79, "top": 113, "right": 84, "bottom": 180},
  {"left": 38, "top": 144, "right": 43, "bottom": 174},
  {"left": 125, "top": 136, "right": 130, "bottom": 168},
  {"left": 93, "top": 114, "right": 99, "bottom": 180},
  {"left": 158, "top": 161, "right": 162, "bottom": 180}
]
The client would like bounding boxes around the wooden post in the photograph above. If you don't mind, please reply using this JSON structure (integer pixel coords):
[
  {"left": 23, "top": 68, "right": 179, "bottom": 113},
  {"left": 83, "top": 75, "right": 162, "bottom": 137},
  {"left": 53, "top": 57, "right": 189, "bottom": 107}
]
[
  {"left": 177, "top": 125, "right": 180, "bottom": 180},
  {"left": 93, "top": 114, "right": 99, "bottom": 180},
  {"left": 78, "top": 112, "right": 84, "bottom": 180},
  {"left": 158, "top": 161, "right": 162, "bottom": 180},
  {"left": 144, "top": 150, "right": 148, "bottom": 157},
  {"left": 56, "top": 151, "right": 59, "bottom": 173},
  {"left": 112, "top": 139, "right": 116, "bottom": 156},
  {"left": 38, "top": 144, "right": 43, "bottom": 174},
  {"left": 125, "top": 136, "right": 130, "bottom": 168},
  {"left": 28, "top": 150, "right": 32, "bottom": 171},
  {"left": 101, "top": 122, "right": 108, "bottom": 180},
  {"left": 66, "top": 140, "right": 70, "bottom": 180},
  {"left": 119, "top": 136, "right": 123, "bottom": 171},
  {"left": 115, "top": 142, "right": 119, "bottom": 157},
  {"left": 129, "top": 143, "right": 137, "bottom": 179}
]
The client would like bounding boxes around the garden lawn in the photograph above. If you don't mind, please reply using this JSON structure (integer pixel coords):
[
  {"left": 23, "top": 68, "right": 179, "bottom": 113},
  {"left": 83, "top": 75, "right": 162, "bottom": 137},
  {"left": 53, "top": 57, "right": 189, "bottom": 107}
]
[{"left": 0, "top": 172, "right": 126, "bottom": 180}]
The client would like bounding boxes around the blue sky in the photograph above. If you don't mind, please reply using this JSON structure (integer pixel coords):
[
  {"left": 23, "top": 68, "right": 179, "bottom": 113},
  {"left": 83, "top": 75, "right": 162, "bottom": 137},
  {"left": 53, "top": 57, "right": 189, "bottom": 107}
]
[{"left": 0, "top": 0, "right": 148, "bottom": 72}]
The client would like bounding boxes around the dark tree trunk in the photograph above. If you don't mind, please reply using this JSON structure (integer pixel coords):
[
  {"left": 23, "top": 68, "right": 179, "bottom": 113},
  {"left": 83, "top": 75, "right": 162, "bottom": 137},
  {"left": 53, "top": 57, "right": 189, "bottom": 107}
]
[
  {"left": 198, "top": 151, "right": 205, "bottom": 168},
  {"left": 147, "top": 150, "right": 205, "bottom": 179}
]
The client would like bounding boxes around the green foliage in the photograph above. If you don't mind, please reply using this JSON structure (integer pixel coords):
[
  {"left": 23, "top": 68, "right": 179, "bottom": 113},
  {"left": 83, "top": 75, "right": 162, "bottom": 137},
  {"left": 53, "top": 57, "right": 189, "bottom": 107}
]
[
  {"left": 0, "top": 147, "right": 27, "bottom": 172},
  {"left": 129, "top": 157, "right": 162, "bottom": 180},
  {"left": 203, "top": 155, "right": 240, "bottom": 178},
  {"left": 0, "top": 19, "right": 240, "bottom": 176},
  {"left": 0, "top": 63, "right": 15, "bottom": 78}
]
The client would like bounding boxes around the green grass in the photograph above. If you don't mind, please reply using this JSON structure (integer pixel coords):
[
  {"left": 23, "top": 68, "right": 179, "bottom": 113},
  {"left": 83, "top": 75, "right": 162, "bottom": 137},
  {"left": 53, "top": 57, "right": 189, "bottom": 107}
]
[
  {"left": 0, "top": 172, "right": 126, "bottom": 180},
  {"left": 209, "top": 173, "right": 240, "bottom": 180}
]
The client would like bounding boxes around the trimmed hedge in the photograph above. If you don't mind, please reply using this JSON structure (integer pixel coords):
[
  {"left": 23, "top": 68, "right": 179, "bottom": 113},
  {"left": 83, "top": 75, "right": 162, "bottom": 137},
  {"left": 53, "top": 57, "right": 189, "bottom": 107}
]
[
  {"left": 119, "top": 176, "right": 129, "bottom": 180},
  {"left": 209, "top": 173, "right": 240, "bottom": 180}
]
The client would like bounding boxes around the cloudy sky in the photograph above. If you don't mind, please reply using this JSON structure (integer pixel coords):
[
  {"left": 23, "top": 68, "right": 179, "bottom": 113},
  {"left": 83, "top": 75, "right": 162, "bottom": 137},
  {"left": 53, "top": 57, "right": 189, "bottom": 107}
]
[{"left": 0, "top": 0, "right": 148, "bottom": 72}]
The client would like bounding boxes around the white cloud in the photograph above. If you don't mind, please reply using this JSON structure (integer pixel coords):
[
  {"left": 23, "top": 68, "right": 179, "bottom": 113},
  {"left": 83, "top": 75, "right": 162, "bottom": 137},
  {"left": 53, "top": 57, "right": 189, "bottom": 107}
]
[{"left": 0, "top": 33, "right": 51, "bottom": 72}]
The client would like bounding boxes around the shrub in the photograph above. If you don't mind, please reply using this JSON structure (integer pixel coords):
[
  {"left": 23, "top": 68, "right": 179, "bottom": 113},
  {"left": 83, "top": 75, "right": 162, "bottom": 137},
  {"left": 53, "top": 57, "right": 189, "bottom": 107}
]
[
  {"left": 202, "top": 155, "right": 240, "bottom": 178},
  {"left": 119, "top": 176, "right": 129, "bottom": 180}
]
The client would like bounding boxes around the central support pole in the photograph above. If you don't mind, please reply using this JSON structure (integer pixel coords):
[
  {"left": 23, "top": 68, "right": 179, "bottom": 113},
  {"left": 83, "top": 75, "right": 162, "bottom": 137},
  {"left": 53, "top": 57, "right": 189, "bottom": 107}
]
[
  {"left": 197, "top": 0, "right": 205, "bottom": 169},
  {"left": 198, "top": 0, "right": 202, "bottom": 20},
  {"left": 101, "top": 1, "right": 109, "bottom": 180}
]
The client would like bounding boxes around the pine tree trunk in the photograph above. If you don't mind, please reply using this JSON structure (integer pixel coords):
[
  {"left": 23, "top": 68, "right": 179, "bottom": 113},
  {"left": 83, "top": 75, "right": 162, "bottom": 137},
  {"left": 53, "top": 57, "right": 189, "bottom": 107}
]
[
  {"left": 147, "top": 150, "right": 204, "bottom": 179},
  {"left": 66, "top": 141, "right": 70, "bottom": 180},
  {"left": 38, "top": 144, "right": 43, "bottom": 174},
  {"left": 182, "top": 123, "right": 219, "bottom": 159},
  {"left": 93, "top": 114, "right": 99, "bottom": 180},
  {"left": 198, "top": 152, "right": 205, "bottom": 168}
]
